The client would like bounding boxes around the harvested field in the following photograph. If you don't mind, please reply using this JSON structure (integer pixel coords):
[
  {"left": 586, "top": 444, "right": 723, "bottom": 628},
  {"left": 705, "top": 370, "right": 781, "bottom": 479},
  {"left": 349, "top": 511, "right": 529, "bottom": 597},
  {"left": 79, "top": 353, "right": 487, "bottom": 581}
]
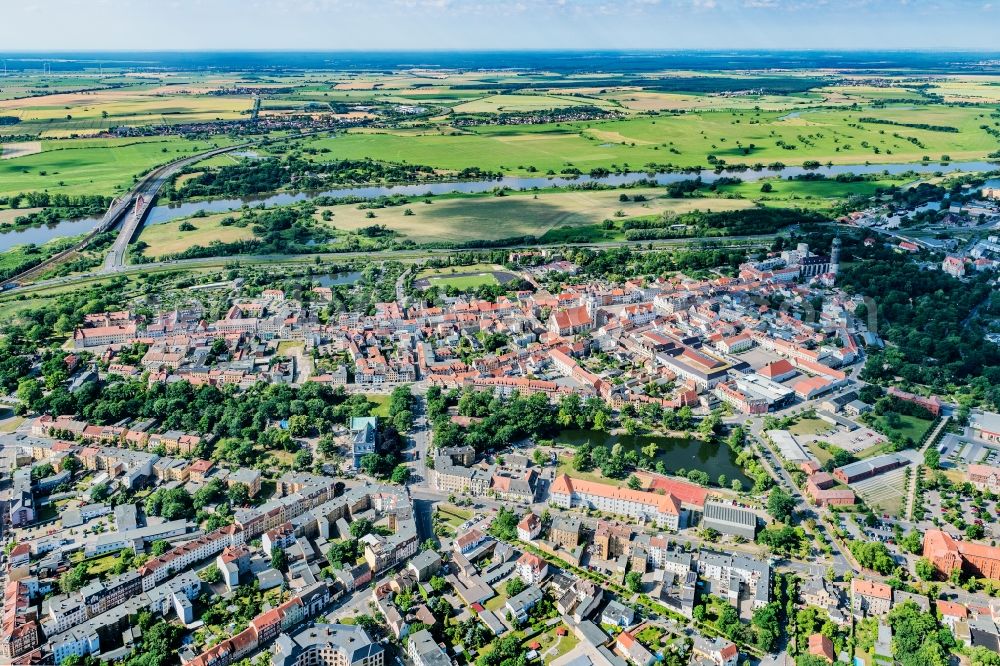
[{"left": 1, "top": 141, "right": 42, "bottom": 160}]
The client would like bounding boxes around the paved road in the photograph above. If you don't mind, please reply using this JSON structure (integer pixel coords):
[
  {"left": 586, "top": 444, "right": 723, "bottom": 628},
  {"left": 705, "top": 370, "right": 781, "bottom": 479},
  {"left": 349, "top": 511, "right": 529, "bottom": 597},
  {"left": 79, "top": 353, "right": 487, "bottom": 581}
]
[
  {"left": 5, "top": 233, "right": 779, "bottom": 297},
  {"left": 747, "top": 417, "right": 854, "bottom": 576},
  {"left": 103, "top": 144, "right": 248, "bottom": 272}
]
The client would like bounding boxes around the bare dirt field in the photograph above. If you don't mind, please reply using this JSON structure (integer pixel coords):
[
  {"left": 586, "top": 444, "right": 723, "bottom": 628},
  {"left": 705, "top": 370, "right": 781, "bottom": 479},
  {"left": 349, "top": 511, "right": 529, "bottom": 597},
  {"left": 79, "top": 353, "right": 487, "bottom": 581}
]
[{"left": 1, "top": 141, "right": 42, "bottom": 160}]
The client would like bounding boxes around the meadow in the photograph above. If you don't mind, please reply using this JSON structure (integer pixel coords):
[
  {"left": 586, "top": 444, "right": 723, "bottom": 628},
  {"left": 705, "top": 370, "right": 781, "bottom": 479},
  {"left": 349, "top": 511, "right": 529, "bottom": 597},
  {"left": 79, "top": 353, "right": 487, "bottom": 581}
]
[
  {"left": 136, "top": 213, "right": 256, "bottom": 258},
  {"left": 312, "top": 189, "right": 753, "bottom": 243},
  {"left": 710, "top": 176, "right": 897, "bottom": 210},
  {"left": 296, "top": 103, "right": 999, "bottom": 176}
]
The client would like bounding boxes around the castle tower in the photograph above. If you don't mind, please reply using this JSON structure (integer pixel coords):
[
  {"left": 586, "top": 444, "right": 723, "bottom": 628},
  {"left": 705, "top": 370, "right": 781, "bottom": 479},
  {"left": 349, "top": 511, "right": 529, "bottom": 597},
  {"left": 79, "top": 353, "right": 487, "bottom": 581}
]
[{"left": 831, "top": 237, "right": 842, "bottom": 275}]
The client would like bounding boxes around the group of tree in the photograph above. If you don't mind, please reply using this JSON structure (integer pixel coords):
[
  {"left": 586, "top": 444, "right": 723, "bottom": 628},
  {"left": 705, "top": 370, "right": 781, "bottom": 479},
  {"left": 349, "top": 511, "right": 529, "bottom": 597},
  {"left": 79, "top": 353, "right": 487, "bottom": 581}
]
[
  {"left": 757, "top": 525, "right": 808, "bottom": 558},
  {"left": 170, "top": 157, "right": 437, "bottom": 200},
  {"left": 886, "top": 601, "right": 957, "bottom": 666},
  {"left": 766, "top": 487, "right": 797, "bottom": 523},
  {"left": 849, "top": 540, "right": 897, "bottom": 575},
  {"left": 386, "top": 385, "right": 415, "bottom": 433},
  {"left": 623, "top": 208, "right": 827, "bottom": 241},
  {"left": 843, "top": 245, "right": 1000, "bottom": 408},
  {"left": 429, "top": 385, "right": 557, "bottom": 453},
  {"left": 145, "top": 487, "right": 194, "bottom": 521},
  {"left": 488, "top": 507, "right": 520, "bottom": 542},
  {"left": 24, "top": 376, "right": 389, "bottom": 472}
]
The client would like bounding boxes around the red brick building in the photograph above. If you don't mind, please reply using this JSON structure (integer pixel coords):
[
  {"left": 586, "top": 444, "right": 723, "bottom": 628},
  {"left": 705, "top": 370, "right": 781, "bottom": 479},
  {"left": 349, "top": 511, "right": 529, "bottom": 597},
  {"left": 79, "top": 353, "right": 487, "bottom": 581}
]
[{"left": 924, "top": 529, "right": 1000, "bottom": 579}]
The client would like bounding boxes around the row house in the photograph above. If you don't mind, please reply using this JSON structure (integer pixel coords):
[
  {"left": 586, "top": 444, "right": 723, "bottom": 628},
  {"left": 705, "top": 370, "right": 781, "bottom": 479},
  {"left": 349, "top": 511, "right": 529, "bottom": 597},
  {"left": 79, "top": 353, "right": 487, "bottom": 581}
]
[
  {"left": 0, "top": 581, "right": 40, "bottom": 660},
  {"left": 137, "top": 524, "right": 245, "bottom": 589}
]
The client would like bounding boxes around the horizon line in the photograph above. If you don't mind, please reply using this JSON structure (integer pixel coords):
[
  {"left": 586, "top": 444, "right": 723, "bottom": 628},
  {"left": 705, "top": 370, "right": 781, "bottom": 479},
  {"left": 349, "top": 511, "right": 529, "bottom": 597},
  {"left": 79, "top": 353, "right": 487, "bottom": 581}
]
[{"left": 3, "top": 47, "right": 1000, "bottom": 54}]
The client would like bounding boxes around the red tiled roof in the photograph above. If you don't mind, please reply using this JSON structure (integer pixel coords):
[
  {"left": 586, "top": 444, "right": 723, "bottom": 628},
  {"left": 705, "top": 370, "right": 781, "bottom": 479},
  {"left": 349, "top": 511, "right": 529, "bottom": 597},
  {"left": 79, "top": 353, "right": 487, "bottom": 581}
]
[
  {"left": 759, "top": 359, "right": 795, "bottom": 379},
  {"left": 852, "top": 578, "right": 891, "bottom": 600},
  {"left": 551, "top": 474, "right": 681, "bottom": 515}
]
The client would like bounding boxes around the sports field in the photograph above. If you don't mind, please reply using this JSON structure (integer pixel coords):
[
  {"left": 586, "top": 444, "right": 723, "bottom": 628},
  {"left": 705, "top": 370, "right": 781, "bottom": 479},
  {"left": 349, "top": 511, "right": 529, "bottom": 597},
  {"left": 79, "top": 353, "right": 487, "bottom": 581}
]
[
  {"left": 414, "top": 263, "right": 508, "bottom": 289},
  {"left": 314, "top": 189, "right": 753, "bottom": 243}
]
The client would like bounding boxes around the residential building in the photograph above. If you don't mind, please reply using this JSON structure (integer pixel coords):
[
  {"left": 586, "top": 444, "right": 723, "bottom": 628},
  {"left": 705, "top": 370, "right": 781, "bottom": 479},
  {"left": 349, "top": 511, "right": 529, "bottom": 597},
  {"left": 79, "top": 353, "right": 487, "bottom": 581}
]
[
  {"left": 550, "top": 475, "right": 683, "bottom": 530},
  {"left": 692, "top": 636, "right": 739, "bottom": 666},
  {"left": 506, "top": 586, "right": 544, "bottom": 624},
  {"left": 408, "top": 630, "right": 450, "bottom": 666},
  {"left": 697, "top": 551, "right": 771, "bottom": 611},
  {"left": 616, "top": 631, "right": 655, "bottom": 666},
  {"left": 808, "top": 634, "right": 835, "bottom": 663},
  {"left": 851, "top": 579, "right": 892, "bottom": 617},
  {"left": 515, "top": 552, "right": 548, "bottom": 585},
  {"left": 601, "top": 600, "right": 635, "bottom": 628},
  {"left": 272, "top": 623, "right": 384, "bottom": 666},
  {"left": 407, "top": 550, "right": 442, "bottom": 582},
  {"left": 549, "top": 516, "right": 582, "bottom": 550},
  {"left": 517, "top": 513, "right": 542, "bottom": 541}
]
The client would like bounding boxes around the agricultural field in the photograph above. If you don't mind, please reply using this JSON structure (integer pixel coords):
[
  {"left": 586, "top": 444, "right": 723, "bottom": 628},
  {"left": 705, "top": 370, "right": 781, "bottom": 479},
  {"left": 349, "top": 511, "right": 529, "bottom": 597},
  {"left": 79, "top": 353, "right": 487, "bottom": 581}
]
[
  {"left": 314, "top": 188, "right": 753, "bottom": 243},
  {"left": 0, "top": 135, "right": 239, "bottom": 197},
  {"left": 3, "top": 65, "right": 1000, "bottom": 259},
  {"left": 290, "top": 103, "right": 1000, "bottom": 176},
  {"left": 452, "top": 93, "right": 616, "bottom": 113}
]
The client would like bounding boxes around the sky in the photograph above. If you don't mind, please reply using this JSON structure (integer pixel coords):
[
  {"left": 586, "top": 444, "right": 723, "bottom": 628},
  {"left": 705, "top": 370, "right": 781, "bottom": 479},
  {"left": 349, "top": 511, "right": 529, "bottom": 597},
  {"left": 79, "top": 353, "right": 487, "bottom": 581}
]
[{"left": 5, "top": 0, "right": 1000, "bottom": 51}]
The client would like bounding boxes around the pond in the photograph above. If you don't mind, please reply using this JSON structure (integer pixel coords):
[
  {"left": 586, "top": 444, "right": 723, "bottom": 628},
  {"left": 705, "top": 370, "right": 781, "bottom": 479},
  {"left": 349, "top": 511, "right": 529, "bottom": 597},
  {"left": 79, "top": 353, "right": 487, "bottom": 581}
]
[
  {"left": 556, "top": 428, "right": 751, "bottom": 487},
  {"left": 315, "top": 271, "right": 363, "bottom": 287}
]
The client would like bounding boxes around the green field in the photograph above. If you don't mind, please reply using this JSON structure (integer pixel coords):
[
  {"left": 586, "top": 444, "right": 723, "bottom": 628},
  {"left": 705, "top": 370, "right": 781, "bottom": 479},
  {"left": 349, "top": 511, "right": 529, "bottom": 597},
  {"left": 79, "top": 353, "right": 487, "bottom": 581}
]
[
  {"left": 136, "top": 213, "right": 255, "bottom": 258},
  {"left": 789, "top": 417, "right": 836, "bottom": 437},
  {"left": 296, "top": 104, "right": 1000, "bottom": 175},
  {"left": 871, "top": 413, "right": 935, "bottom": 445},
  {"left": 316, "top": 189, "right": 752, "bottom": 243},
  {"left": 426, "top": 273, "right": 499, "bottom": 290},
  {"left": 713, "top": 177, "right": 896, "bottom": 210},
  {"left": 365, "top": 394, "right": 391, "bottom": 418},
  {"left": 416, "top": 262, "right": 506, "bottom": 290},
  {"left": 0, "top": 136, "right": 238, "bottom": 197}
]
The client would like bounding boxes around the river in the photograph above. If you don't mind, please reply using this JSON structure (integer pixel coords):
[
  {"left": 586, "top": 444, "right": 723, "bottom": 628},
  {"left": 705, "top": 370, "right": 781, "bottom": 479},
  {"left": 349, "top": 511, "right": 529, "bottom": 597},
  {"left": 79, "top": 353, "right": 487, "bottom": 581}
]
[{"left": 2, "top": 159, "right": 997, "bottom": 253}]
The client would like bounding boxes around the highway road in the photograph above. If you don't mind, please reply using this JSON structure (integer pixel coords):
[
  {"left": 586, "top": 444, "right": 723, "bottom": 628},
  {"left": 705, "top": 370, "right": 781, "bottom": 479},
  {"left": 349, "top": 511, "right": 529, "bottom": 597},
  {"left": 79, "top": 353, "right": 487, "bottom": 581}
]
[
  {"left": 0, "top": 143, "right": 248, "bottom": 288},
  {"left": 102, "top": 144, "right": 248, "bottom": 272}
]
